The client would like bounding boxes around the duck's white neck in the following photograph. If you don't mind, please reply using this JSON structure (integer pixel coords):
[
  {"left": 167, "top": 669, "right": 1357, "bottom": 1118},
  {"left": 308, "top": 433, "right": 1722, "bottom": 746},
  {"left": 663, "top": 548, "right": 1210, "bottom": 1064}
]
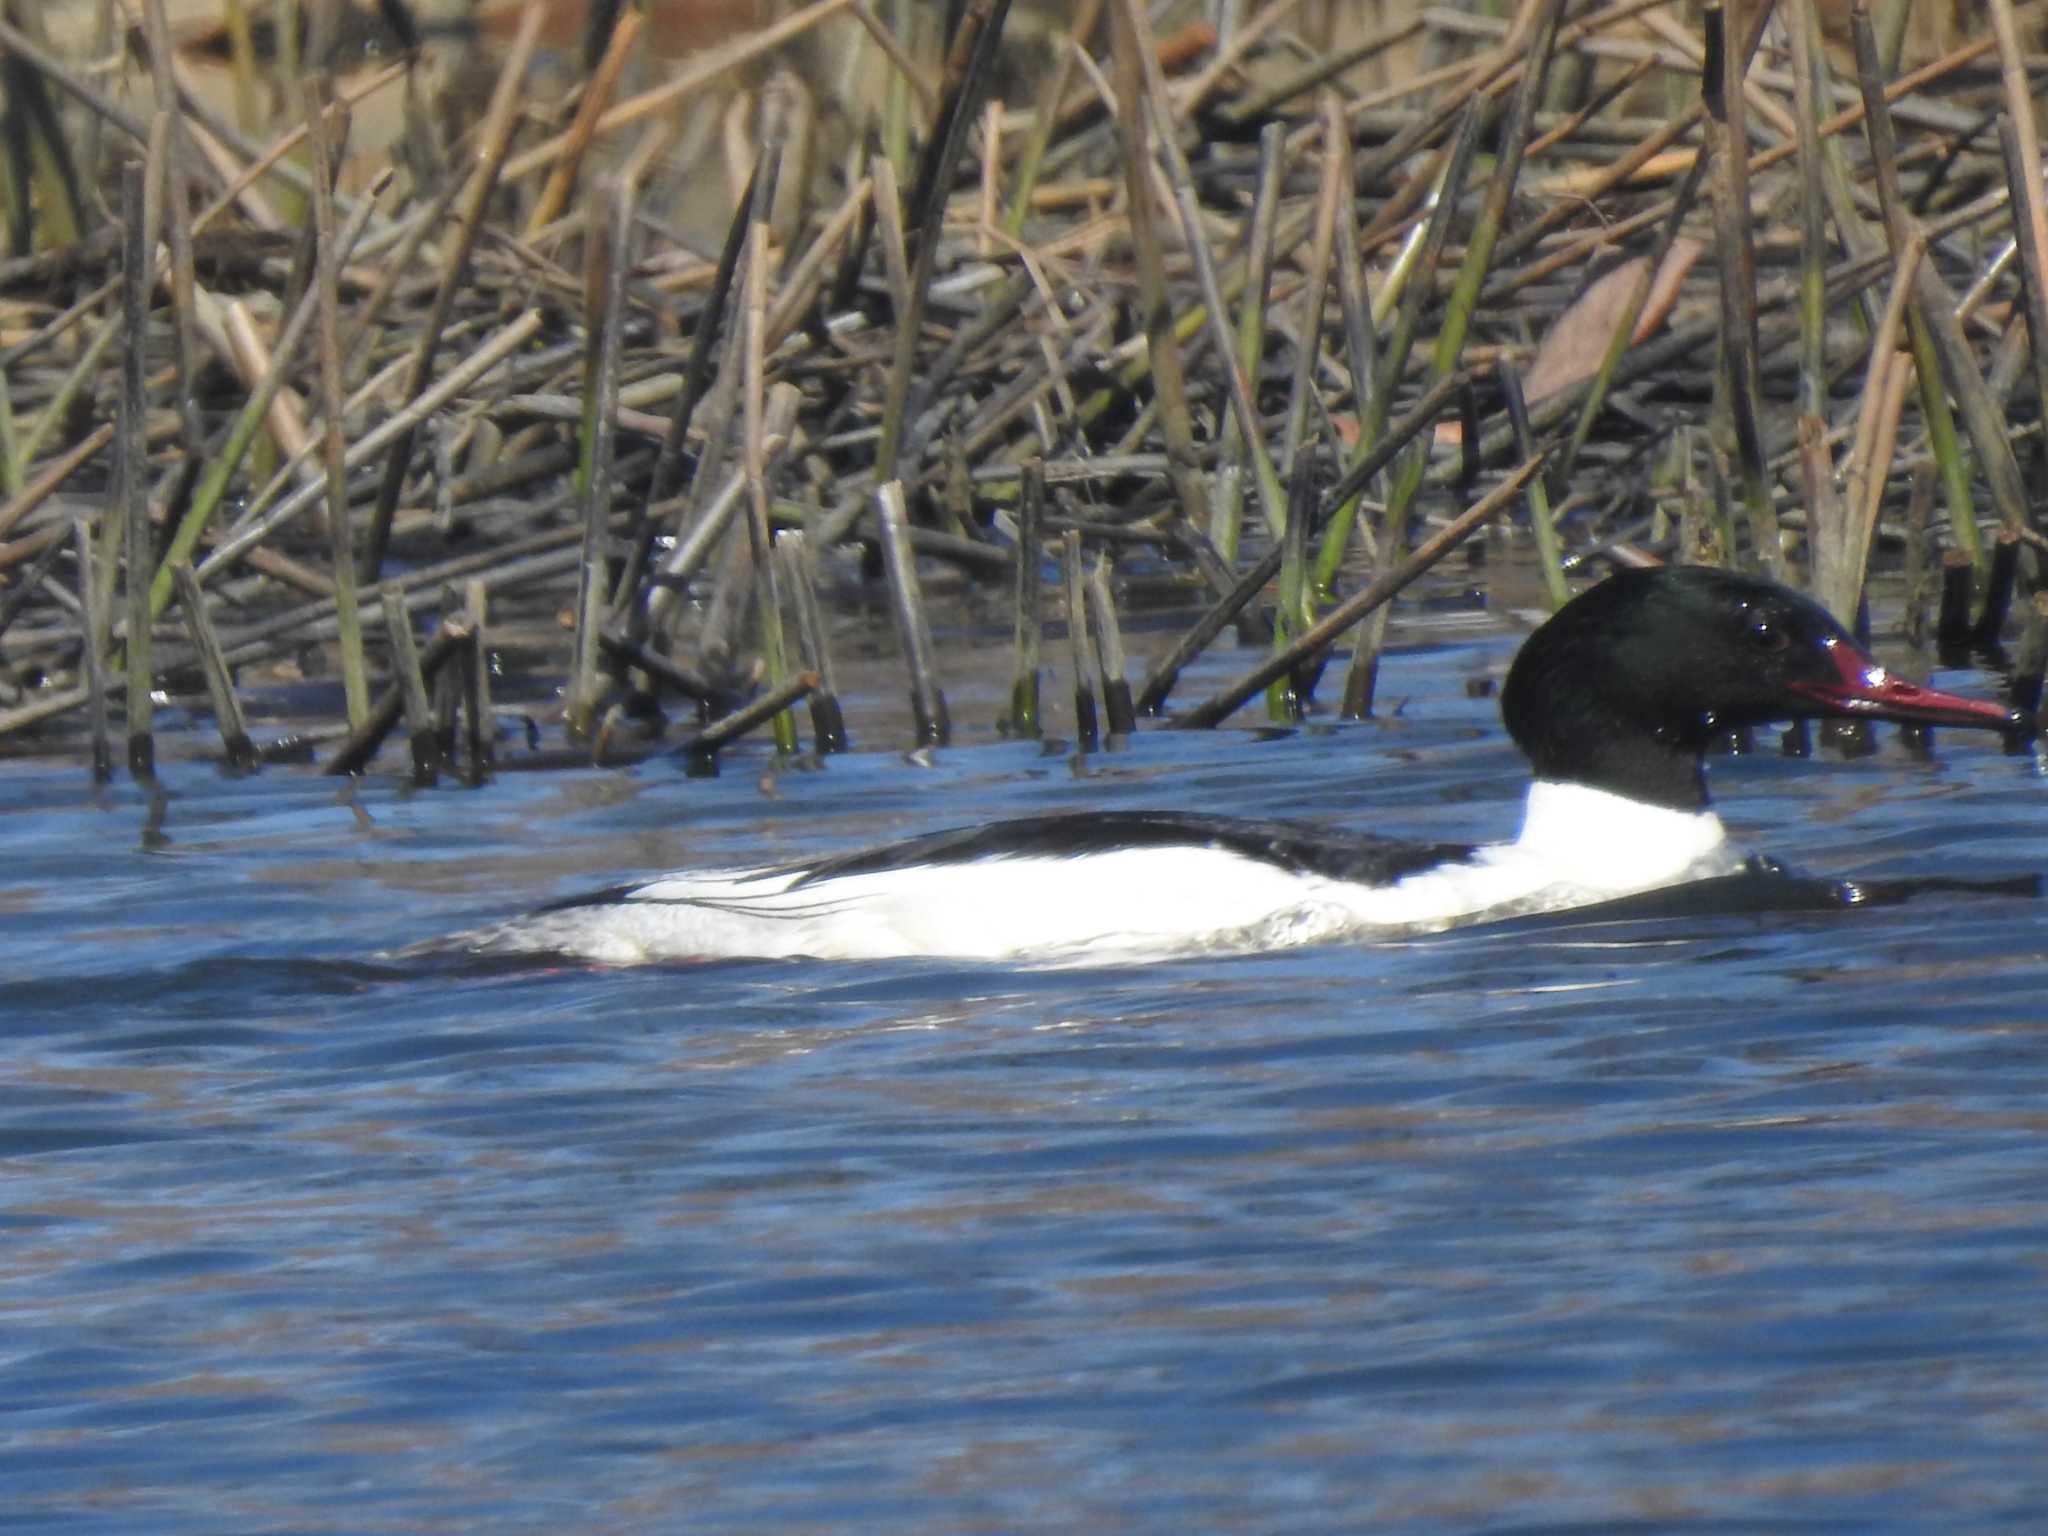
[{"left": 1510, "top": 779, "right": 1728, "bottom": 887}]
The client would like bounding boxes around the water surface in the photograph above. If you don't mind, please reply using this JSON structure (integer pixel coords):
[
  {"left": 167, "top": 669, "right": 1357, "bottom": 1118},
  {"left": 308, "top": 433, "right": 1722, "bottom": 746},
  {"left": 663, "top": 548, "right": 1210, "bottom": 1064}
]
[{"left": 5, "top": 613, "right": 2047, "bottom": 1532}]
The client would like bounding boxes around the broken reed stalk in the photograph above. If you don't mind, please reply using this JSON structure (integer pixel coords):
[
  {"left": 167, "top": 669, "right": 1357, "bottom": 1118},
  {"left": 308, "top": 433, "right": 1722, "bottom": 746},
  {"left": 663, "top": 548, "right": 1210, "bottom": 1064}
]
[
  {"left": 1136, "top": 62, "right": 1286, "bottom": 540},
  {"left": 1085, "top": 556, "right": 1135, "bottom": 738},
  {"left": 1497, "top": 362, "right": 1567, "bottom": 610},
  {"left": 170, "top": 561, "right": 256, "bottom": 769},
  {"left": 0, "top": 26, "right": 87, "bottom": 253},
  {"left": 1787, "top": 0, "right": 1828, "bottom": 425},
  {"left": 463, "top": 580, "right": 493, "bottom": 784},
  {"left": 1211, "top": 120, "right": 1287, "bottom": 559},
  {"left": 1937, "top": 551, "right": 1975, "bottom": 660},
  {"left": 1134, "top": 550, "right": 1274, "bottom": 718},
  {"left": 1009, "top": 460, "right": 1045, "bottom": 738},
  {"left": 1553, "top": 146, "right": 1711, "bottom": 495},
  {"left": 0, "top": 15, "right": 151, "bottom": 154},
  {"left": 1221, "top": 13, "right": 1423, "bottom": 125},
  {"left": 306, "top": 83, "right": 369, "bottom": 731},
  {"left": 868, "top": 151, "right": 912, "bottom": 315},
  {"left": 1482, "top": 24, "right": 1996, "bottom": 311},
  {"left": 1819, "top": 233, "right": 1921, "bottom": 625},
  {"left": 323, "top": 619, "right": 473, "bottom": 777},
  {"left": 1316, "top": 100, "right": 1484, "bottom": 602},
  {"left": 849, "top": 0, "right": 939, "bottom": 120},
  {"left": 1432, "top": 0, "right": 1562, "bottom": 383},
  {"left": 1903, "top": 465, "right": 1939, "bottom": 652},
  {"left": 1996, "top": 114, "right": 2048, "bottom": 499},
  {"left": 874, "top": 0, "right": 1015, "bottom": 485},
  {"left": 743, "top": 234, "right": 799, "bottom": 758},
  {"left": 528, "top": 5, "right": 644, "bottom": 238},
  {"left": 598, "top": 628, "right": 733, "bottom": 711},
  {"left": 119, "top": 161, "right": 153, "bottom": 780},
  {"left": 776, "top": 531, "right": 847, "bottom": 755},
  {"left": 764, "top": 174, "right": 870, "bottom": 346},
  {"left": 1850, "top": 4, "right": 2033, "bottom": 570},
  {"left": 492, "top": 0, "right": 852, "bottom": 187},
  {"left": 2009, "top": 591, "right": 2048, "bottom": 736},
  {"left": 1989, "top": 0, "right": 2048, "bottom": 470},
  {"left": 1063, "top": 530, "right": 1099, "bottom": 752},
  {"left": 194, "top": 309, "right": 544, "bottom": 584},
  {"left": 76, "top": 518, "right": 110, "bottom": 784},
  {"left": 1283, "top": 100, "right": 1345, "bottom": 488},
  {"left": 380, "top": 589, "right": 439, "bottom": 786},
  {"left": 1110, "top": 0, "right": 1210, "bottom": 544},
  {"left": 567, "top": 179, "right": 633, "bottom": 740},
  {"left": 1326, "top": 93, "right": 1380, "bottom": 436},
  {"left": 676, "top": 377, "right": 804, "bottom": 723},
  {"left": 1454, "top": 384, "right": 1480, "bottom": 498},
  {"left": 1179, "top": 455, "right": 1546, "bottom": 730},
  {"left": 431, "top": 636, "right": 461, "bottom": 774},
  {"left": 1333, "top": 105, "right": 1492, "bottom": 722},
  {"left": 1976, "top": 530, "right": 2021, "bottom": 650},
  {"left": 1259, "top": 103, "right": 1344, "bottom": 718},
  {"left": 874, "top": 481, "right": 949, "bottom": 746},
  {"left": 1003, "top": 0, "right": 1103, "bottom": 235},
  {"left": 140, "top": 0, "right": 200, "bottom": 454},
  {"left": 1701, "top": 2, "right": 1778, "bottom": 580},
  {"left": 1136, "top": 375, "right": 1466, "bottom": 717},
  {"left": 1268, "top": 459, "right": 1318, "bottom": 720},
  {"left": 9, "top": 311, "right": 118, "bottom": 487},
  {"left": 628, "top": 158, "right": 764, "bottom": 610},
  {"left": 638, "top": 472, "right": 749, "bottom": 640},
  {"left": 147, "top": 165, "right": 388, "bottom": 621},
  {"left": 360, "top": 0, "right": 544, "bottom": 581},
  {"left": 341, "top": 174, "right": 466, "bottom": 378},
  {"left": 676, "top": 671, "right": 821, "bottom": 774},
  {"left": 0, "top": 531, "right": 67, "bottom": 647}
]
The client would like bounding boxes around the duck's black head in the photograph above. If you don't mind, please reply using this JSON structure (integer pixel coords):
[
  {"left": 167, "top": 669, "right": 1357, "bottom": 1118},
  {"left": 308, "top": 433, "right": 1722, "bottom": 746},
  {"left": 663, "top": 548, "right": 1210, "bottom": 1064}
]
[{"left": 1500, "top": 566, "right": 2021, "bottom": 811}]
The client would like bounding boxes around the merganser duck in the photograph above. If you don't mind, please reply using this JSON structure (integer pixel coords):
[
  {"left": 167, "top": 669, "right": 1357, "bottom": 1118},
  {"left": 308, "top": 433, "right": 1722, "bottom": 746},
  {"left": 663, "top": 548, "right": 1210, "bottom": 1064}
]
[{"left": 469, "top": 567, "right": 2022, "bottom": 964}]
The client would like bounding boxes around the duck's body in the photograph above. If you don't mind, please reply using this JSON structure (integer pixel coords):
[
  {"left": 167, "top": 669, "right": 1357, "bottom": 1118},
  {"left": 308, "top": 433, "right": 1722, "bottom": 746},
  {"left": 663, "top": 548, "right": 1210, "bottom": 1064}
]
[
  {"left": 466, "top": 568, "right": 2021, "bottom": 965},
  {"left": 486, "top": 784, "right": 1735, "bottom": 964}
]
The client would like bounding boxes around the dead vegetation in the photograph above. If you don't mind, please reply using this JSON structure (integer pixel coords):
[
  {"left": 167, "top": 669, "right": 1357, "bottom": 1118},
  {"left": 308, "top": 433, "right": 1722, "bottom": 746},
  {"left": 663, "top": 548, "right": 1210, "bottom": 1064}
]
[{"left": 1, "top": 0, "right": 2045, "bottom": 778}]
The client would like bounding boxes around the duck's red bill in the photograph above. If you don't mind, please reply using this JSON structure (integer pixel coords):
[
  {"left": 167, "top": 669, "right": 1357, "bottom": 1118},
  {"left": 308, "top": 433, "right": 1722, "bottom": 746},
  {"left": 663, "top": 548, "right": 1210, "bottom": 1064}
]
[{"left": 1789, "top": 640, "right": 2022, "bottom": 730}]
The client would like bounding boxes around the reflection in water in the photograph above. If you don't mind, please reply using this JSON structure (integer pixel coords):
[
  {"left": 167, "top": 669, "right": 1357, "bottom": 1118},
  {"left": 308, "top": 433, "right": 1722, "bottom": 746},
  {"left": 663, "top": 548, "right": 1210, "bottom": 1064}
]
[{"left": 2, "top": 618, "right": 2045, "bottom": 1531}]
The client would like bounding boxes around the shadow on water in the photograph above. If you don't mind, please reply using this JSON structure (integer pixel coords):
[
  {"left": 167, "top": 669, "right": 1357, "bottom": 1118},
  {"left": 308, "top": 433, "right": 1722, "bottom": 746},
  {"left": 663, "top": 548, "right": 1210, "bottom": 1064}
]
[{"left": 1507, "top": 857, "right": 2043, "bottom": 926}]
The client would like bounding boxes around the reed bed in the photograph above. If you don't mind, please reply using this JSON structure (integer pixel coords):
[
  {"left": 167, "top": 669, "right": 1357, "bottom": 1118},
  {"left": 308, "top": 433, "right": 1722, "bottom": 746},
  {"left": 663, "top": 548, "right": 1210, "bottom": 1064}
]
[{"left": 1, "top": 0, "right": 2045, "bottom": 781}]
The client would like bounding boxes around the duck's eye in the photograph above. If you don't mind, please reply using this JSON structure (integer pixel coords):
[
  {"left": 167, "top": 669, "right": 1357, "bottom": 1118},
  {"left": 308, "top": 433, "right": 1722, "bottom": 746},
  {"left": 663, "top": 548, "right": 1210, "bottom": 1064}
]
[{"left": 1748, "top": 618, "right": 1790, "bottom": 652}]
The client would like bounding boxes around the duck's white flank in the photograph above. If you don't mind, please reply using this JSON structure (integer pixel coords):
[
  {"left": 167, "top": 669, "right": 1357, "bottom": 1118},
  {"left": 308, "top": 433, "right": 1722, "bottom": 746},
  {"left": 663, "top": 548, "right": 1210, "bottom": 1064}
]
[{"left": 468, "top": 781, "right": 1736, "bottom": 965}]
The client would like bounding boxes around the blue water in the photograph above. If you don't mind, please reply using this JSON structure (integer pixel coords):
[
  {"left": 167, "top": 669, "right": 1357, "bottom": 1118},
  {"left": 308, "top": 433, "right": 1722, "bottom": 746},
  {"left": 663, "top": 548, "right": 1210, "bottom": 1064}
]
[{"left": 5, "top": 615, "right": 2048, "bottom": 1532}]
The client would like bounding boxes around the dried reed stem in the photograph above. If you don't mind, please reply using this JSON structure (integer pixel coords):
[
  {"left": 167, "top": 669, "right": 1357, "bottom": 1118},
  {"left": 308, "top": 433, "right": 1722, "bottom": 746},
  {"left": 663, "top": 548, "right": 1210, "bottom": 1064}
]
[
  {"left": 1009, "top": 460, "right": 1046, "bottom": 738},
  {"left": 119, "top": 163, "right": 154, "bottom": 779},
  {"left": 528, "top": 6, "right": 645, "bottom": 237},
  {"left": 67, "top": 512, "right": 107, "bottom": 781},
  {"left": 1182, "top": 455, "right": 1546, "bottom": 729},
  {"left": 362, "top": 0, "right": 544, "bottom": 579},
  {"left": 743, "top": 233, "right": 799, "bottom": 756},
  {"left": 567, "top": 180, "right": 634, "bottom": 739},
  {"left": 676, "top": 671, "right": 822, "bottom": 771},
  {"left": 307, "top": 84, "right": 369, "bottom": 729},
  {"left": 381, "top": 589, "right": 440, "bottom": 785},
  {"left": 1063, "top": 529, "right": 1099, "bottom": 751},
  {"left": 1111, "top": 2, "right": 1211, "bottom": 545},
  {"left": 1085, "top": 555, "right": 1135, "bottom": 737},
  {"left": 776, "top": 531, "right": 847, "bottom": 754},
  {"left": 196, "top": 309, "right": 543, "bottom": 584},
  {"left": 875, "top": 480, "right": 949, "bottom": 745}
]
